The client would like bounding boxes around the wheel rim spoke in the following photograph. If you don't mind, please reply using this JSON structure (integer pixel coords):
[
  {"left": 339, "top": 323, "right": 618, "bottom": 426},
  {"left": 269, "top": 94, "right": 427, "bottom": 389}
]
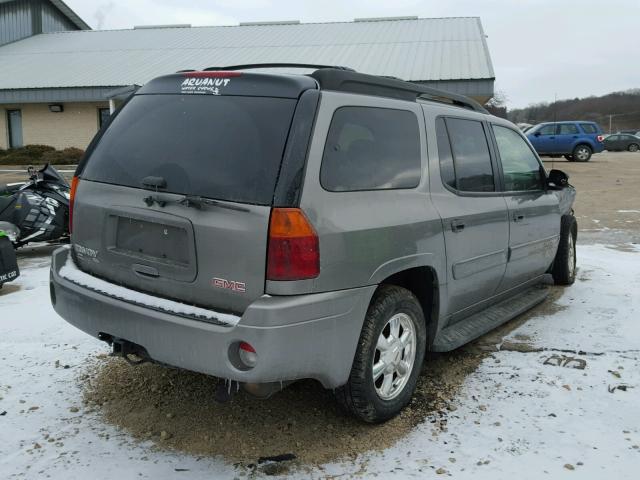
[
  {"left": 380, "top": 373, "right": 394, "bottom": 396},
  {"left": 400, "top": 329, "right": 412, "bottom": 348},
  {"left": 389, "top": 316, "right": 400, "bottom": 339},
  {"left": 377, "top": 334, "right": 391, "bottom": 352},
  {"left": 396, "top": 360, "right": 410, "bottom": 376},
  {"left": 372, "top": 360, "right": 386, "bottom": 380}
]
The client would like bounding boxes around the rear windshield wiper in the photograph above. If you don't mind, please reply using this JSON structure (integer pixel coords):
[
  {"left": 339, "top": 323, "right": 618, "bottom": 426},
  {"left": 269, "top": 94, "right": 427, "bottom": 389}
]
[{"left": 143, "top": 194, "right": 249, "bottom": 212}]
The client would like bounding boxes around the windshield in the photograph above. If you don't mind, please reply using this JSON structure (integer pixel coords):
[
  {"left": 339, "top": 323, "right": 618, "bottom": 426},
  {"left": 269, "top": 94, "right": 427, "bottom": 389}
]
[{"left": 82, "top": 94, "right": 297, "bottom": 205}]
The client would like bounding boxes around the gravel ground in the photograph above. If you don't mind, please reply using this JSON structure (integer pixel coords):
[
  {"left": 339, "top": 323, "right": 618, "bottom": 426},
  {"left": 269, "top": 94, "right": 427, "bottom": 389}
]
[{"left": 82, "top": 350, "right": 481, "bottom": 467}]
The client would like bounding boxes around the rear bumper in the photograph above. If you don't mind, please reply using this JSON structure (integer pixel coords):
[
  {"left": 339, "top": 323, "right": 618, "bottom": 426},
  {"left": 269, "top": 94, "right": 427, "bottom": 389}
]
[{"left": 50, "top": 246, "right": 375, "bottom": 388}]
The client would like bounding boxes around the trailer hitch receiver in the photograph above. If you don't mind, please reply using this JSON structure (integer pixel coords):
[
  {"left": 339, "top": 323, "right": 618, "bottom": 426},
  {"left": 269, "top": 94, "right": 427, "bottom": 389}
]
[{"left": 98, "top": 332, "right": 150, "bottom": 366}]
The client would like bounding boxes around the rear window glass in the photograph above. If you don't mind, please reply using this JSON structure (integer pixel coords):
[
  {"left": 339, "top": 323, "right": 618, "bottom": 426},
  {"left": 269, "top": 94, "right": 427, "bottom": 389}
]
[
  {"left": 82, "top": 95, "right": 296, "bottom": 205},
  {"left": 580, "top": 123, "right": 598, "bottom": 134},
  {"left": 320, "top": 106, "right": 421, "bottom": 191}
]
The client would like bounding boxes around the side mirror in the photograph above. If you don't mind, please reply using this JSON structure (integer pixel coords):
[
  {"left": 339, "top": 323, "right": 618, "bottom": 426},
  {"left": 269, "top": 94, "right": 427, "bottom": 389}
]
[
  {"left": 534, "top": 131, "right": 541, "bottom": 137},
  {"left": 547, "top": 169, "right": 569, "bottom": 189}
]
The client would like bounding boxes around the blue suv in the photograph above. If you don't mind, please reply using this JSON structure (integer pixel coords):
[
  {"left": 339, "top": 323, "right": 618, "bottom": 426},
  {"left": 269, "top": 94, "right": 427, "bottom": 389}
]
[{"left": 526, "top": 121, "right": 604, "bottom": 162}]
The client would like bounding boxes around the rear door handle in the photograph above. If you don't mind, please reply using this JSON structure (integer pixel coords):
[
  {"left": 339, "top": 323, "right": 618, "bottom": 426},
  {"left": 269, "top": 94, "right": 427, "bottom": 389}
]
[{"left": 451, "top": 220, "right": 465, "bottom": 232}]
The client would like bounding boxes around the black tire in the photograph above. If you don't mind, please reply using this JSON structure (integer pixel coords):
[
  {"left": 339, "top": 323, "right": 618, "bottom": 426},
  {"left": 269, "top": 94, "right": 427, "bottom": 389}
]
[
  {"left": 628, "top": 143, "right": 639, "bottom": 152},
  {"left": 334, "top": 285, "right": 427, "bottom": 423},
  {"left": 564, "top": 154, "right": 574, "bottom": 161},
  {"left": 572, "top": 144, "right": 592, "bottom": 162},
  {"left": 551, "top": 215, "right": 577, "bottom": 285}
]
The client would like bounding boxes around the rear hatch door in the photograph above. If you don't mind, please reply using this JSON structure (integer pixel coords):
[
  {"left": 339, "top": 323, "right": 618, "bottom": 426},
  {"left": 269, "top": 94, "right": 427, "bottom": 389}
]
[{"left": 73, "top": 73, "right": 314, "bottom": 314}]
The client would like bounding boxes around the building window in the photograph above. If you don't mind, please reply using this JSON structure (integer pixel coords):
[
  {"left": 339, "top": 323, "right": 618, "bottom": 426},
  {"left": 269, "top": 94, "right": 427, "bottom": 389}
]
[
  {"left": 7, "top": 109, "right": 23, "bottom": 148},
  {"left": 98, "top": 108, "right": 111, "bottom": 128}
]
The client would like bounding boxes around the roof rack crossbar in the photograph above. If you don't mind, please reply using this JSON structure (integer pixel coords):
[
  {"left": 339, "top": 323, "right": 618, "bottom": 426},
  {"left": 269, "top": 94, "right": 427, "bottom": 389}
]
[{"left": 203, "top": 63, "right": 355, "bottom": 72}]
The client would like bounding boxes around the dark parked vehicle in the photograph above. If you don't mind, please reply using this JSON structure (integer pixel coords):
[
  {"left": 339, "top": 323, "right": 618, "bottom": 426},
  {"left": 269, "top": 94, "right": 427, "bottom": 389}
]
[
  {"left": 604, "top": 134, "right": 640, "bottom": 152},
  {"left": 526, "top": 121, "right": 605, "bottom": 161},
  {"left": 50, "top": 65, "right": 577, "bottom": 422}
]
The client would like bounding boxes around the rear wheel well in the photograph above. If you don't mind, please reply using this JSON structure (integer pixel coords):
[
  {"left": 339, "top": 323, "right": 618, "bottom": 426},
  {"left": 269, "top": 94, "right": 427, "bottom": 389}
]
[
  {"left": 574, "top": 143, "right": 592, "bottom": 152},
  {"left": 378, "top": 267, "right": 438, "bottom": 348}
]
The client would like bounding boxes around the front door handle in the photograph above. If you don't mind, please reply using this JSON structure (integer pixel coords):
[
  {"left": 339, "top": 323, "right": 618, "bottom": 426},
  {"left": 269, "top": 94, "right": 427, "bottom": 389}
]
[
  {"left": 513, "top": 212, "right": 525, "bottom": 222},
  {"left": 451, "top": 220, "right": 465, "bottom": 232}
]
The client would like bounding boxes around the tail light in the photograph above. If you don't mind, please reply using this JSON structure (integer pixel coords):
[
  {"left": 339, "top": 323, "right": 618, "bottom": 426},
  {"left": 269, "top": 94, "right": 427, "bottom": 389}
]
[
  {"left": 68, "top": 176, "right": 80, "bottom": 233},
  {"left": 267, "top": 208, "right": 319, "bottom": 281},
  {"left": 597, "top": 135, "right": 604, "bottom": 142}
]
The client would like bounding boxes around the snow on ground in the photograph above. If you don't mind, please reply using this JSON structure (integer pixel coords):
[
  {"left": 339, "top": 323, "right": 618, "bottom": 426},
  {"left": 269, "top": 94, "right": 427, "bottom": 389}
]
[{"left": 1, "top": 244, "right": 639, "bottom": 479}]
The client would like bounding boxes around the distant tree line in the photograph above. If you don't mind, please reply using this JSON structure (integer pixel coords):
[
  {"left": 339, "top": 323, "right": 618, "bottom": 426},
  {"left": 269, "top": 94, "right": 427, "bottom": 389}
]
[{"left": 507, "top": 89, "right": 640, "bottom": 132}]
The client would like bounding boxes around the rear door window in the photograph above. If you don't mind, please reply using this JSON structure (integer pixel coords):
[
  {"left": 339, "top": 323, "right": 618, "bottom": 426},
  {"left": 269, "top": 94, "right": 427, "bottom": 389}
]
[
  {"left": 320, "top": 106, "right": 421, "bottom": 191},
  {"left": 492, "top": 125, "right": 543, "bottom": 191},
  {"left": 436, "top": 118, "right": 456, "bottom": 189},
  {"left": 558, "top": 124, "right": 579, "bottom": 134},
  {"left": 82, "top": 95, "right": 296, "bottom": 205},
  {"left": 443, "top": 117, "right": 495, "bottom": 192}
]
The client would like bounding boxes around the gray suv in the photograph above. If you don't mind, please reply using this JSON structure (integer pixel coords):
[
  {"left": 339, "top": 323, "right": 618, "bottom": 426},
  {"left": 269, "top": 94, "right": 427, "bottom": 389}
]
[{"left": 50, "top": 65, "right": 577, "bottom": 422}]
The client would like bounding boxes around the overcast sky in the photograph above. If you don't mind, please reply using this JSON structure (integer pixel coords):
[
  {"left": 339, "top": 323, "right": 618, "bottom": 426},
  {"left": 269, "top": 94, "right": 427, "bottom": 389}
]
[{"left": 64, "top": 0, "right": 639, "bottom": 109}]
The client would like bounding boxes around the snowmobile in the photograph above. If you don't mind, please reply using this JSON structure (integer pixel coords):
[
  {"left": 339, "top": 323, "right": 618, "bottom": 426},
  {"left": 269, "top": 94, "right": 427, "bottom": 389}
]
[
  {"left": 0, "top": 164, "right": 70, "bottom": 247},
  {"left": 0, "top": 229, "right": 19, "bottom": 287}
]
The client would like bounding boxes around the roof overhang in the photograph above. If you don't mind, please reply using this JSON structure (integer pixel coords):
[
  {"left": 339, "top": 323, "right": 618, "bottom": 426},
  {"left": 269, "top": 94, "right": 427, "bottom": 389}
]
[
  {"left": 413, "top": 78, "right": 494, "bottom": 104},
  {"left": 49, "top": 0, "right": 91, "bottom": 30},
  {"left": 0, "top": 77, "right": 494, "bottom": 105},
  {"left": 0, "top": 86, "right": 123, "bottom": 104}
]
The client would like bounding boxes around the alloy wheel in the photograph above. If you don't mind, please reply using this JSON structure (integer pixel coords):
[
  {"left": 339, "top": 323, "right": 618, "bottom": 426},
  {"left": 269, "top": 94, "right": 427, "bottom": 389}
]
[
  {"left": 567, "top": 233, "right": 576, "bottom": 278},
  {"left": 372, "top": 312, "right": 417, "bottom": 400}
]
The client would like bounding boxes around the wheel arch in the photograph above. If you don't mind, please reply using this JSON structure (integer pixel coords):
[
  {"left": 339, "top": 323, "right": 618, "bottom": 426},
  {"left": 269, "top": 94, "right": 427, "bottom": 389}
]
[
  {"left": 573, "top": 141, "right": 594, "bottom": 152},
  {"left": 375, "top": 265, "right": 440, "bottom": 350}
]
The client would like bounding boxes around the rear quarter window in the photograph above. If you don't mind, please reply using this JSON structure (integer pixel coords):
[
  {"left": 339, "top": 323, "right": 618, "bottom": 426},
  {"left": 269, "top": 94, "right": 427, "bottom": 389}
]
[
  {"left": 580, "top": 123, "right": 598, "bottom": 134},
  {"left": 320, "top": 106, "right": 421, "bottom": 192}
]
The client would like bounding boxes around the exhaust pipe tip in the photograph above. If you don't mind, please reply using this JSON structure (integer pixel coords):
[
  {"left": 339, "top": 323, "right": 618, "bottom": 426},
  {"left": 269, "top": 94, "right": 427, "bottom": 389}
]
[{"left": 242, "top": 381, "right": 292, "bottom": 399}]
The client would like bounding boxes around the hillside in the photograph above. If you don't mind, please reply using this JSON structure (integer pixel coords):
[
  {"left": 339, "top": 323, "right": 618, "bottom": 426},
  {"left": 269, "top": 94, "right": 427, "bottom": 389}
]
[{"left": 508, "top": 89, "right": 640, "bottom": 132}]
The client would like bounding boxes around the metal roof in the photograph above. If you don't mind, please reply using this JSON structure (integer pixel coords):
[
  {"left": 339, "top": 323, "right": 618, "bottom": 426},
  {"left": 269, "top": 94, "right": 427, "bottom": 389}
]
[{"left": 0, "top": 16, "right": 494, "bottom": 92}]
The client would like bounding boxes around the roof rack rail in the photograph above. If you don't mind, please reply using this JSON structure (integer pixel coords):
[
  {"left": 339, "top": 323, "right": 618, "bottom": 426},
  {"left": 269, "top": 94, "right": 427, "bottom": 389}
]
[
  {"left": 203, "top": 63, "right": 355, "bottom": 72},
  {"left": 310, "top": 69, "right": 488, "bottom": 113},
  {"left": 198, "top": 64, "right": 486, "bottom": 113}
]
